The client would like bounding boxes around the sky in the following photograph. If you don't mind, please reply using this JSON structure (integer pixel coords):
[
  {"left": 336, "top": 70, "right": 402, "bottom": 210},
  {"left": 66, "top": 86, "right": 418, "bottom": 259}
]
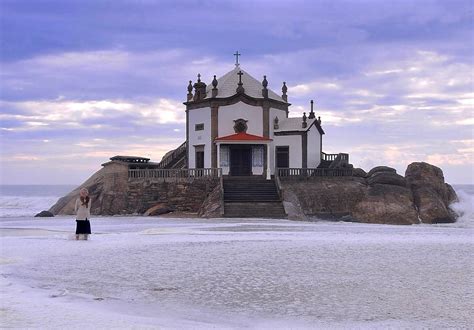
[{"left": 0, "top": 0, "right": 473, "bottom": 185}]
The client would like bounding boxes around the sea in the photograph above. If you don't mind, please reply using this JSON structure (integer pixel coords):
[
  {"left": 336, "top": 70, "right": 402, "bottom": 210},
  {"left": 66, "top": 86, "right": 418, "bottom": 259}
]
[{"left": 0, "top": 185, "right": 76, "bottom": 218}]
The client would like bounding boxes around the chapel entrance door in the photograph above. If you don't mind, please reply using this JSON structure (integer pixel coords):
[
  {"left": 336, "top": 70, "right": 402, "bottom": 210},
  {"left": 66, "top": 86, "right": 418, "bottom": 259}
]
[{"left": 230, "top": 146, "right": 252, "bottom": 176}]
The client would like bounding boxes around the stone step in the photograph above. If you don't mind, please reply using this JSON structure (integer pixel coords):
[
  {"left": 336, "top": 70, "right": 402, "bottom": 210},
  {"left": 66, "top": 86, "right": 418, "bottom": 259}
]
[
  {"left": 223, "top": 186, "right": 277, "bottom": 191},
  {"left": 223, "top": 178, "right": 285, "bottom": 218},
  {"left": 224, "top": 197, "right": 280, "bottom": 202},
  {"left": 224, "top": 202, "right": 286, "bottom": 218}
]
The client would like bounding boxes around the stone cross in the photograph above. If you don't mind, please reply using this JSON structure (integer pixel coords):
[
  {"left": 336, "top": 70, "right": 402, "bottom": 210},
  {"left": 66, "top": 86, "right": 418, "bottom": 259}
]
[
  {"left": 236, "top": 70, "right": 245, "bottom": 93},
  {"left": 237, "top": 70, "right": 244, "bottom": 85},
  {"left": 234, "top": 51, "right": 241, "bottom": 66}
]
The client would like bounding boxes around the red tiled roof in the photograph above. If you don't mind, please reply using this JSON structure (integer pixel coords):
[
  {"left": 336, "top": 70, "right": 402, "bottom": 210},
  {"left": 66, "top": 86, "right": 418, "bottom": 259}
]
[{"left": 215, "top": 132, "right": 272, "bottom": 142}]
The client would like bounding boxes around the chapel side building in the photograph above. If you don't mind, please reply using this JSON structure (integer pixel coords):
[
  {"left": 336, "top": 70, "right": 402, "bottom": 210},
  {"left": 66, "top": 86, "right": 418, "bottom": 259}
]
[{"left": 184, "top": 65, "right": 324, "bottom": 179}]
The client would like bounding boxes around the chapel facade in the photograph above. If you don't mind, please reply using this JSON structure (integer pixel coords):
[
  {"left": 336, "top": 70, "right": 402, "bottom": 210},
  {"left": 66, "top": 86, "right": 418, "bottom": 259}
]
[{"left": 184, "top": 64, "right": 324, "bottom": 179}]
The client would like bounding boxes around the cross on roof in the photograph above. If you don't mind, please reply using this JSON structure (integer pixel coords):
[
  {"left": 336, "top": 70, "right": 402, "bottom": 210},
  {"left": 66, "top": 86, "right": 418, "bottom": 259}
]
[
  {"left": 237, "top": 70, "right": 244, "bottom": 85},
  {"left": 234, "top": 51, "right": 241, "bottom": 66}
]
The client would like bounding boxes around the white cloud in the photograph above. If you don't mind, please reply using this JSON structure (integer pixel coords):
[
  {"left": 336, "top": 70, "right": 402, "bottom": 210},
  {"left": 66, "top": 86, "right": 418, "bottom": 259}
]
[{"left": 0, "top": 98, "right": 185, "bottom": 132}]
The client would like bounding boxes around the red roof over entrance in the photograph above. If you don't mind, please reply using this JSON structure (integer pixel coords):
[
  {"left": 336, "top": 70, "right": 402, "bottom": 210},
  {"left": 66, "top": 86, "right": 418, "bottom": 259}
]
[{"left": 214, "top": 132, "right": 272, "bottom": 142}]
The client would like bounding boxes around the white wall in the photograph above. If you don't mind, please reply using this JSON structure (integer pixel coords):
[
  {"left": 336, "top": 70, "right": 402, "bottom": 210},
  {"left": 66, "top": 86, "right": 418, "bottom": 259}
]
[
  {"left": 188, "top": 107, "right": 211, "bottom": 168},
  {"left": 218, "top": 102, "right": 263, "bottom": 137},
  {"left": 307, "top": 125, "right": 321, "bottom": 167}
]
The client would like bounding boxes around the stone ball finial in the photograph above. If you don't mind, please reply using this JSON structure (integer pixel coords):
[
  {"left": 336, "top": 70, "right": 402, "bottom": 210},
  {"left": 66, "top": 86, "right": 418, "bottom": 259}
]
[
  {"left": 197, "top": 73, "right": 201, "bottom": 82},
  {"left": 187, "top": 80, "right": 193, "bottom": 93}
]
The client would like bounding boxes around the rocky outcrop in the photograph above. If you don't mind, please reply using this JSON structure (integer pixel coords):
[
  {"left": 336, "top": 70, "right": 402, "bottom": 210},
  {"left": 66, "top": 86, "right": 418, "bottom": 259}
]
[
  {"left": 198, "top": 184, "right": 223, "bottom": 218},
  {"left": 144, "top": 203, "right": 175, "bottom": 216},
  {"left": 50, "top": 159, "right": 457, "bottom": 225},
  {"left": 405, "top": 162, "right": 458, "bottom": 223},
  {"left": 49, "top": 161, "right": 219, "bottom": 216},
  {"left": 49, "top": 161, "right": 129, "bottom": 215},
  {"left": 279, "top": 162, "right": 458, "bottom": 225},
  {"left": 35, "top": 210, "right": 54, "bottom": 217}
]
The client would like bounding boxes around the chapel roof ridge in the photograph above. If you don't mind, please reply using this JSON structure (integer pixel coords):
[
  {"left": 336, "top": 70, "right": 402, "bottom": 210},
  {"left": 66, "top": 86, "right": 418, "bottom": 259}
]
[{"left": 202, "top": 65, "right": 286, "bottom": 102}]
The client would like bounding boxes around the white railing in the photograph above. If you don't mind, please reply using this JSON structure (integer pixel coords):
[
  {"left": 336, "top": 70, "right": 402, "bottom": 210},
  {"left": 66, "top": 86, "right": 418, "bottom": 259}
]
[
  {"left": 277, "top": 168, "right": 353, "bottom": 178},
  {"left": 129, "top": 168, "right": 221, "bottom": 180},
  {"left": 321, "top": 152, "right": 349, "bottom": 162}
]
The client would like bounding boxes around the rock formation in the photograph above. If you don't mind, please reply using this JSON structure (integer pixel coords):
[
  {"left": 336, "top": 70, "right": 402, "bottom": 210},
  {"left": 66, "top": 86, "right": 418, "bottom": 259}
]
[
  {"left": 405, "top": 162, "right": 458, "bottom": 223},
  {"left": 49, "top": 161, "right": 129, "bottom": 215},
  {"left": 280, "top": 162, "right": 458, "bottom": 225},
  {"left": 49, "top": 160, "right": 219, "bottom": 216},
  {"left": 35, "top": 210, "right": 54, "bottom": 217},
  {"left": 50, "top": 158, "right": 458, "bottom": 225}
]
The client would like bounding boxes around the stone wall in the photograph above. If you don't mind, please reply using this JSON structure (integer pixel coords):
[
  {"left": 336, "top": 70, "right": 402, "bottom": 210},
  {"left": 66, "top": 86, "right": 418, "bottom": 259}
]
[
  {"left": 49, "top": 161, "right": 220, "bottom": 216},
  {"left": 128, "top": 178, "right": 219, "bottom": 214}
]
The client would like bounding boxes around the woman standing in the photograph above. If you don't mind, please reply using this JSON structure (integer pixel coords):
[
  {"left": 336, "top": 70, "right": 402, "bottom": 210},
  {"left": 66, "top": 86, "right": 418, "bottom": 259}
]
[{"left": 74, "top": 188, "right": 92, "bottom": 240}]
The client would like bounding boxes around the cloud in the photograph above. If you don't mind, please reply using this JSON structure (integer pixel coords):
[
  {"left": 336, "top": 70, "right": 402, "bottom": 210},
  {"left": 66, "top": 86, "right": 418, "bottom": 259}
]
[
  {"left": 0, "top": 98, "right": 185, "bottom": 132},
  {"left": 1, "top": 1, "right": 472, "bottom": 184},
  {"left": 0, "top": 49, "right": 224, "bottom": 102}
]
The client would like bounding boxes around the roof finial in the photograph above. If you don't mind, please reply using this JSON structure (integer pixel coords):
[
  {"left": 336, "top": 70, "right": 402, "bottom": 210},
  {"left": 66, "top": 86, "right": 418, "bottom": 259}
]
[
  {"left": 234, "top": 51, "right": 241, "bottom": 67},
  {"left": 262, "top": 75, "right": 268, "bottom": 98},
  {"left": 309, "top": 99, "right": 315, "bottom": 119},
  {"left": 281, "top": 82, "right": 288, "bottom": 102},
  {"left": 236, "top": 70, "right": 245, "bottom": 94},
  {"left": 193, "top": 74, "right": 206, "bottom": 101},
  {"left": 212, "top": 75, "right": 218, "bottom": 98},
  {"left": 302, "top": 112, "right": 307, "bottom": 128},
  {"left": 187, "top": 80, "right": 193, "bottom": 101}
]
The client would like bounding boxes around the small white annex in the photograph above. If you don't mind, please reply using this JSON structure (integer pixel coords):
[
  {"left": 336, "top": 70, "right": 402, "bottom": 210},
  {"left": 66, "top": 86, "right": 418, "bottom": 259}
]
[{"left": 185, "top": 64, "right": 324, "bottom": 179}]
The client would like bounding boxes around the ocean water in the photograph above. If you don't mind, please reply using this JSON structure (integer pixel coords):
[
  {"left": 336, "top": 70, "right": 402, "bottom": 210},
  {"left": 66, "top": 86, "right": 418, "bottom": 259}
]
[{"left": 0, "top": 185, "right": 76, "bottom": 217}]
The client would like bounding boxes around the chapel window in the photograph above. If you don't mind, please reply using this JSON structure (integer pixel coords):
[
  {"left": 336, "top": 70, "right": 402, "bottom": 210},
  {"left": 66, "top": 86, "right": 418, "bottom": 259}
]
[{"left": 195, "top": 123, "right": 204, "bottom": 131}]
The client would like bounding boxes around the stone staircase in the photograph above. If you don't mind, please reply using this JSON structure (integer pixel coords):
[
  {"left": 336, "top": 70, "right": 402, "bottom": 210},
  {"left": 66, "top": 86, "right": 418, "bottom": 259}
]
[
  {"left": 158, "top": 141, "right": 187, "bottom": 169},
  {"left": 223, "top": 177, "right": 287, "bottom": 218}
]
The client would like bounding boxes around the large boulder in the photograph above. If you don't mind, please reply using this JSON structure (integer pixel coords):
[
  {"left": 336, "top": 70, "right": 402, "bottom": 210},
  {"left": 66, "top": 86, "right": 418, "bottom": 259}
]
[
  {"left": 279, "top": 162, "right": 457, "bottom": 225},
  {"left": 366, "top": 166, "right": 397, "bottom": 177},
  {"left": 49, "top": 161, "right": 130, "bottom": 216},
  {"left": 198, "top": 185, "right": 223, "bottom": 218},
  {"left": 35, "top": 210, "right": 54, "bottom": 217},
  {"left": 280, "top": 177, "right": 367, "bottom": 219},
  {"left": 353, "top": 184, "right": 419, "bottom": 225},
  {"left": 352, "top": 168, "right": 367, "bottom": 178},
  {"left": 366, "top": 171, "right": 406, "bottom": 187},
  {"left": 405, "top": 162, "right": 458, "bottom": 223},
  {"left": 144, "top": 203, "right": 174, "bottom": 216}
]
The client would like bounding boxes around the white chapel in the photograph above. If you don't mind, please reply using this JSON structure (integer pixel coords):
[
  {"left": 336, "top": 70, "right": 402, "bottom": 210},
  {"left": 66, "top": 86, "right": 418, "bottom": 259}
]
[{"left": 184, "top": 60, "right": 325, "bottom": 179}]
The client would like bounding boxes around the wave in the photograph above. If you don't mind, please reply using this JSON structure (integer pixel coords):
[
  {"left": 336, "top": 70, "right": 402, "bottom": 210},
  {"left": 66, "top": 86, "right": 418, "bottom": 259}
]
[
  {"left": 450, "top": 188, "right": 474, "bottom": 228},
  {"left": 0, "top": 196, "right": 61, "bottom": 218}
]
